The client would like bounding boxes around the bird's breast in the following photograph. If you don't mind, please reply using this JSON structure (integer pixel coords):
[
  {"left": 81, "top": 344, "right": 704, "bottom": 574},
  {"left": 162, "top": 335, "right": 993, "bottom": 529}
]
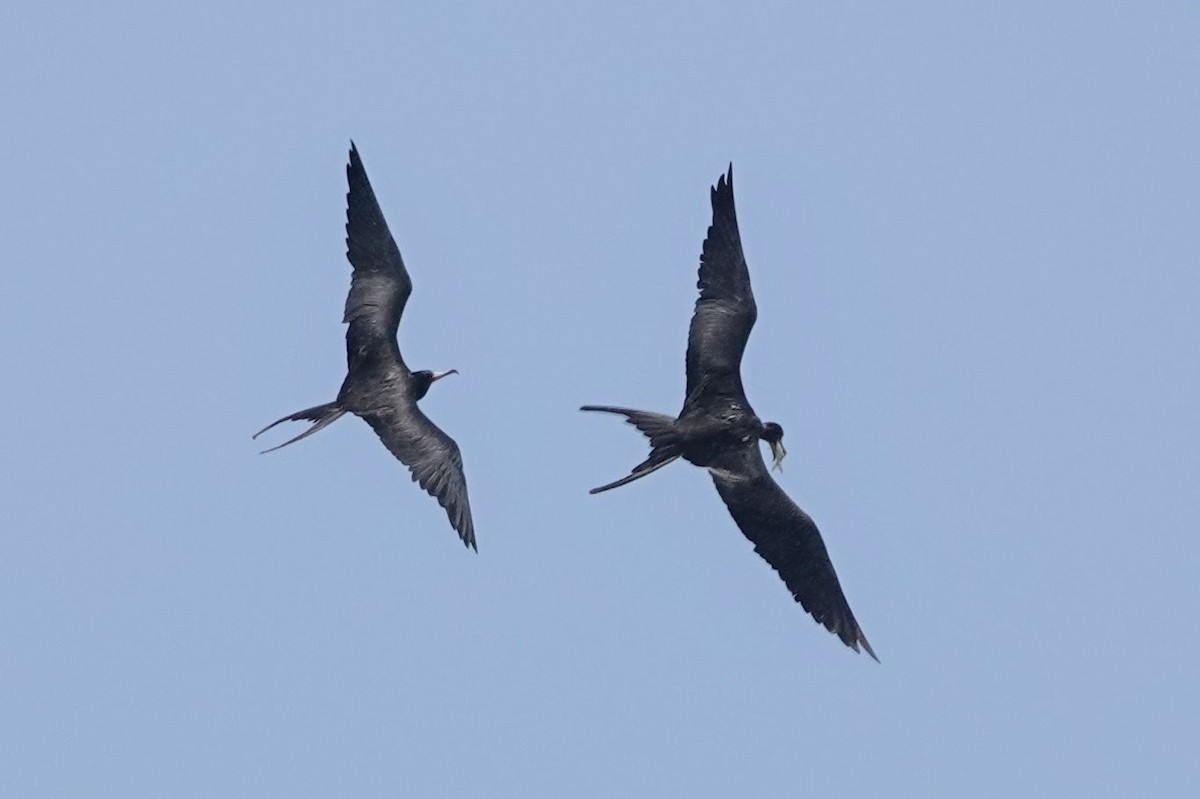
[
  {"left": 675, "top": 411, "right": 761, "bottom": 468},
  {"left": 338, "top": 370, "right": 410, "bottom": 415}
]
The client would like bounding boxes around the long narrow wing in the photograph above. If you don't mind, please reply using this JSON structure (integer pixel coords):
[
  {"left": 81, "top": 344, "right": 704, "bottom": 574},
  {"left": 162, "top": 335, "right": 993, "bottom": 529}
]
[
  {"left": 362, "top": 405, "right": 476, "bottom": 550},
  {"left": 684, "top": 166, "right": 757, "bottom": 408},
  {"left": 709, "top": 446, "right": 877, "bottom": 660},
  {"left": 343, "top": 143, "right": 413, "bottom": 373}
]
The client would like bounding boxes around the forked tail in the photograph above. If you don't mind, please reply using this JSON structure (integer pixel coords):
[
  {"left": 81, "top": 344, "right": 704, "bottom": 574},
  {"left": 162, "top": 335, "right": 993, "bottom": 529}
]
[
  {"left": 253, "top": 401, "right": 347, "bottom": 453},
  {"left": 579, "top": 405, "right": 682, "bottom": 493}
]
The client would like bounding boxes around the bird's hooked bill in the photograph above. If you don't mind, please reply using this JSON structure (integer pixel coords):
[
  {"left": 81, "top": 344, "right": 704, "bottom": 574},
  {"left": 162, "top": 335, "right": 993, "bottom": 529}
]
[
  {"left": 431, "top": 369, "right": 459, "bottom": 381},
  {"left": 769, "top": 439, "right": 787, "bottom": 471}
]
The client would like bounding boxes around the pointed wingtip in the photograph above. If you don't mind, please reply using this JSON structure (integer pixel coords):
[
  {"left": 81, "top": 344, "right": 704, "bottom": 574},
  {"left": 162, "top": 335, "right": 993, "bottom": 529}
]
[
  {"left": 718, "top": 162, "right": 733, "bottom": 187},
  {"left": 857, "top": 632, "right": 881, "bottom": 663},
  {"left": 711, "top": 164, "right": 736, "bottom": 209},
  {"left": 347, "top": 142, "right": 365, "bottom": 175}
]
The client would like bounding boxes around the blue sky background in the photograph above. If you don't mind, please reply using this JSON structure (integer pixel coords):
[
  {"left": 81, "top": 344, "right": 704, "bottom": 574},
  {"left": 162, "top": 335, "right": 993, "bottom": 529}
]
[{"left": 3, "top": 2, "right": 1198, "bottom": 796}]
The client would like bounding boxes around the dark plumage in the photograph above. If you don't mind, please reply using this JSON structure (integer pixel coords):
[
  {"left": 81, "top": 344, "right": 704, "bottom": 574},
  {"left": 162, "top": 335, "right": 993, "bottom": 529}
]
[
  {"left": 254, "top": 143, "right": 475, "bottom": 550},
  {"left": 582, "top": 167, "right": 875, "bottom": 659}
]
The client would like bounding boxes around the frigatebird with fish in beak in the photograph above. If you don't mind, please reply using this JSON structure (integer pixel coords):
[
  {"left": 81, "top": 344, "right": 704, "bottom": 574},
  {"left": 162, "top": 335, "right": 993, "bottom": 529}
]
[
  {"left": 255, "top": 143, "right": 476, "bottom": 550},
  {"left": 582, "top": 167, "right": 875, "bottom": 659}
]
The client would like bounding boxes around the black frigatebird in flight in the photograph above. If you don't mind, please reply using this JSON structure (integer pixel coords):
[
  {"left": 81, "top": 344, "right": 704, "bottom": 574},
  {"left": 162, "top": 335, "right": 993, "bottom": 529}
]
[
  {"left": 255, "top": 143, "right": 475, "bottom": 550},
  {"left": 582, "top": 167, "right": 876, "bottom": 659}
]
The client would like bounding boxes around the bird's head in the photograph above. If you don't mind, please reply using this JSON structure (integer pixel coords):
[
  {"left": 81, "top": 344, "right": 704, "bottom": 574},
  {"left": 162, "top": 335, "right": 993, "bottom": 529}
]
[
  {"left": 761, "top": 421, "right": 787, "bottom": 471},
  {"left": 412, "top": 369, "right": 458, "bottom": 400}
]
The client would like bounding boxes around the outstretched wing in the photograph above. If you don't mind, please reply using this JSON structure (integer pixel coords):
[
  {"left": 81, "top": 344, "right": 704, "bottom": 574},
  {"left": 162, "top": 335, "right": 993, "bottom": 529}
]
[
  {"left": 362, "top": 405, "right": 476, "bottom": 550},
  {"left": 684, "top": 166, "right": 757, "bottom": 408},
  {"left": 708, "top": 446, "right": 877, "bottom": 660},
  {"left": 343, "top": 142, "right": 413, "bottom": 373}
]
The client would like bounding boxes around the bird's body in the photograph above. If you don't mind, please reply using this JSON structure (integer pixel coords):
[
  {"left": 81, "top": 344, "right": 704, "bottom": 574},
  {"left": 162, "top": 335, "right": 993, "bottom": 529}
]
[
  {"left": 582, "top": 167, "right": 875, "bottom": 659},
  {"left": 255, "top": 143, "right": 475, "bottom": 550}
]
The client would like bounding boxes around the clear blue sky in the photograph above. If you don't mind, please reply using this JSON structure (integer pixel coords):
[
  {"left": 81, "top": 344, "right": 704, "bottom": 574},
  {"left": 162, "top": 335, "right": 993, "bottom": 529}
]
[{"left": 3, "top": 2, "right": 1198, "bottom": 796}]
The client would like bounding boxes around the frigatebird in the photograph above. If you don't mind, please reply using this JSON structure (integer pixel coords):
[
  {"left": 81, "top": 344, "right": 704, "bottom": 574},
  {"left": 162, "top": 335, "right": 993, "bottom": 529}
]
[
  {"left": 582, "top": 167, "right": 876, "bottom": 659},
  {"left": 255, "top": 143, "right": 475, "bottom": 550}
]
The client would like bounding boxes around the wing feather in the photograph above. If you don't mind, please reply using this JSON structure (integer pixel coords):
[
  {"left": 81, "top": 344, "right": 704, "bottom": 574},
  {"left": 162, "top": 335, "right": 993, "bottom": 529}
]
[
  {"left": 343, "top": 143, "right": 413, "bottom": 372},
  {"left": 709, "top": 446, "right": 876, "bottom": 660},
  {"left": 684, "top": 166, "right": 757, "bottom": 408},
  {"left": 362, "top": 405, "right": 476, "bottom": 550}
]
